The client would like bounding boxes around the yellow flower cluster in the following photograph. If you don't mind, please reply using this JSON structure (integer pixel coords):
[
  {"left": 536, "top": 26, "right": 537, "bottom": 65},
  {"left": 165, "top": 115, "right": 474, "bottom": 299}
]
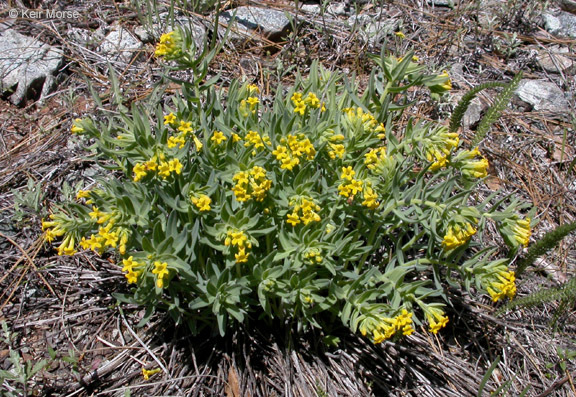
[
  {"left": 359, "top": 309, "right": 414, "bottom": 344},
  {"left": 224, "top": 229, "right": 252, "bottom": 263},
  {"left": 511, "top": 218, "right": 531, "bottom": 247},
  {"left": 364, "top": 147, "right": 388, "bottom": 170},
  {"left": 191, "top": 193, "right": 212, "bottom": 212},
  {"left": 154, "top": 31, "right": 181, "bottom": 58},
  {"left": 342, "top": 107, "right": 385, "bottom": 138},
  {"left": 439, "top": 70, "right": 452, "bottom": 91},
  {"left": 361, "top": 183, "right": 380, "bottom": 209},
  {"left": 286, "top": 197, "right": 321, "bottom": 227},
  {"left": 327, "top": 133, "right": 346, "bottom": 159},
  {"left": 70, "top": 118, "right": 84, "bottom": 134},
  {"left": 425, "top": 308, "right": 449, "bottom": 334},
  {"left": 164, "top": 114, "right": 203, "bottom": 152},
  {"left": 232, "top": 166, "right": 272, "bottom": 202},
  {"left": 337, "top": 166, "right": 363, "bottom": 198},
  {"left": 291, "top": 92, "right": 324, "bottom": 116},
  {"left": 152, "top": 261, "right": 170, "bottom": 288},
  {"left": 122, "top": 256, "right": 144, "bottom": 284},
  {"left": 442, "top": 222, "right": 477, "bottom": 250},
  {"left": 42, "top": 215, "right": 66, "bottom": 243},
  {"left": 425, "top": 130, "right": 460, "bottom": 171},
  {"left": 272, "top": 134, "right": 316, "bottom": 170},
  {"left": 133, "top": 154, "right": 183, "bottom": 182},
  {"left": 239, "top": 96, "right": 260, "bottom": 117},
  {"left": 303, "top": 247, "right": 323, "bottom": 264},
  {"left": 244, "top": 130, "right": 271, "bottom": 153},
  {"left": 57, "top": 234, "right": 76, "bottom": 256},
  {"left": 456, "top": 147, "right": 489, "bottom": 179},
  {"left": 483, "top": 266, "right": 517, "bottom": 302}
]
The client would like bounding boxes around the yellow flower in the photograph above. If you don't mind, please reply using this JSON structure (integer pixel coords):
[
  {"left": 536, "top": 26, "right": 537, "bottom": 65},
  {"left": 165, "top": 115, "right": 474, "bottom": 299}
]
[
  {"left": 211, "top": 131, "right": 227, "bottom": 145},
  {"left": 395, "top": 31, "right": 406, "bottom": 39},
  {"left": 246, "top": 96, "right": 259, "bottom": 107},
  {"left": 57, "top": 235, "right": 76, "bottom": 256},
  {"left": 287, "top": 212, "right": 300, "bottom": 226},
  {"left": 155, "top": 31, "right": 181, "bottom": 58},
  {"left": 164, "top": 112, "right": 177, "bottom": 126},
  {"left": 169, "top": 158, "right": 182, "bottom": 174},
  {"left": 294, "top": 101, "right": 306, "bottom": 116},
  {"left": 348, "top": 179, "right": 363, "bottom": 195},
  {"left": 70, "top": 118, "right": 84, "bottom": 134},
  {"left": 142, "top": 367, "right": 161, "bottom": 380},
  {"left": 439, "top": 70, "right": 452, "bottom": 91},
  {"left": 191, "top": 194, "right": 212, "bottom": 212},
  {"left": 152, "top": 261, "right": 170, "bottom": 288},
  {"left": 512, "top": 218, "right": 531, "bottom": 247},
  {"left": 442, "top": 222, "right": 477, "bottom": 250},
  {"left": 193, "top": 135, "right": 203, "bottom": 151},
  {"left": 133, "top": 163, "right": 147, "bottom": 182},
  {"left": 167, "top": 136, "right": 186, "bottom": 149},
  {"left": 232, "top": 133, "right": 241, "bottom": 142},
  {"left": 486, "top": 270, "right": 517, "bottom": 302},
  {"left": 76, "top": 189, "right": 91, "bottom": 199},
  {"left": 178, "top": 121, "right": 193, "bottom": 135},
  {"left": 340, "top": 166, "right": 355, "bottom": 180},
  {"left": 158, "top": 161, "right": 171, "bottom": 178},
  {"left": 426, "top": 309, "right": 449, "bottom": 334},
  {"left": 304, "top": 92, "right": 321, "bottom": 108},
  {"left": 247, "top": 84, "right": 260, "bottom": 94},
  {"left": 235, "top": 248, "right": 249, "bottom": 263}
]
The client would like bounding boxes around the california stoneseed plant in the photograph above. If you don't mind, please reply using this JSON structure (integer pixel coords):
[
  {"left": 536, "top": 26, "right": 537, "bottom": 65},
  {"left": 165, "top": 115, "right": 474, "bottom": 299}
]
[{"left": 43, "top": 29, "right": 533, "bottom": 341}]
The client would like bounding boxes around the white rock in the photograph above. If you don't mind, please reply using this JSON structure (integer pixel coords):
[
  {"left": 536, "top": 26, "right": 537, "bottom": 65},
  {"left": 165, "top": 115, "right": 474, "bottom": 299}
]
[
  {"left": 0, "top": 29, "right": 63, "bottom": 105},
  {"left": 515, "top": 79, "right": 571, "bottom": 113},
  {"left": 99, "top": 27, "right": 143, "bottom": 63}
]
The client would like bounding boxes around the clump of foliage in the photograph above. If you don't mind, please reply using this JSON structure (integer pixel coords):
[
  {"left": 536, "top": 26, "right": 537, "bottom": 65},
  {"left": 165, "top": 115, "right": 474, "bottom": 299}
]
[{"left": 42, "top": 29, "right": 532, "bottom": 343}]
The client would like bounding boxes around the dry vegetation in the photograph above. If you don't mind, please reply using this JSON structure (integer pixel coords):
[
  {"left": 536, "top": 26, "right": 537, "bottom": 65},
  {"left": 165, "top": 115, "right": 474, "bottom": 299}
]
[{"left": 1, "top": 0, "right": 575, "bottom": 396}]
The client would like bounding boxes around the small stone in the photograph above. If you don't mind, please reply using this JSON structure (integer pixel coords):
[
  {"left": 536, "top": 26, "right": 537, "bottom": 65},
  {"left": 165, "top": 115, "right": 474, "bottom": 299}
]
[
  {"left": 537, "top": 46, "right": 574, "bottom": 73},
  {"left": 515, "top": 79, "right": 571, "bottom": 113},
  {"left": 427, "top": 0, "right": 458, "bottom": 7},
  {"left": 220, "top": 7, "right": 292, "bottom": 42},
  {"left": 0, "top": 29, "right": 63, "bottom": 105},
  {"left": 542, "top": 11, "right": 576, "bottom": 39},
  {"left": 98, "top": 27, "right": 143, "bottom": 63}
]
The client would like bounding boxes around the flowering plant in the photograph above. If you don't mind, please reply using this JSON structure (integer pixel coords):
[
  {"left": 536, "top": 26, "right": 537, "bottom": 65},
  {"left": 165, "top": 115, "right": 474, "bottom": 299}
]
[{"left": 43, "top": 30, "right": 532, "bottom": 342}]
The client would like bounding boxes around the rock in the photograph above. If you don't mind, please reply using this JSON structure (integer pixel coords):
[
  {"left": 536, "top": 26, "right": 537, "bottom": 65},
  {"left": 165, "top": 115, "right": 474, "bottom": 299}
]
[
  {"left": 0, "top": 29, "right": 63, "bottom": 106},
  {"left": 348, "top": 13, "right": 399, "bottom": 46},
  {"left": 326, "top": 3, "right": 349, "bottom": 16},
  {"left": 220, "top": 6, "right": 292, "bottom": 42},
  {"left": 559, "top": 0, "right": 576, "bottom": 15},
  {"left": 427, "top": 0, "right": 458, "bottom": 7},
  {"left": 98, "top": 27, "right": 143, "bottom": 63},
  {"left": 515, "top": 79, "right": 571, "bottom": 113},
  {"left": 542, "top": 11, "right": 576, "bottom": 39},
  {"left": 537, "top": 45, "right": 574, "bottom": 73}
]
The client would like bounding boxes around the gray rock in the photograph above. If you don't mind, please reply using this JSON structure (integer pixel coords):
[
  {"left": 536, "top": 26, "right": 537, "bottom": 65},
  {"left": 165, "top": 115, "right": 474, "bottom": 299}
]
[
  {"left": 0, "top": 29, "right": 63, "bottom": 105},
  {"left": 220, "top": 7, "right": 292, "bottom": 41},
  {"left": 348, "top": 13, "right": 399, "bottom": 46},
  {"left": 542, "top": 11, "right": 576, "bottom": 39},
  {"left": 515, "top": 79, "right": 571, "bottom": 113},
  {"left": 98, "top": 27, "right": 143, "bottom": 63},
  {"left": 326, "top": 3, "right": 348, "bottom": 16},
  {"left": 427, "top": 0, "right": 458, "bottom": 6},
  {"left": 537, "top": 45, "right": 574, "bottom": 73}
]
